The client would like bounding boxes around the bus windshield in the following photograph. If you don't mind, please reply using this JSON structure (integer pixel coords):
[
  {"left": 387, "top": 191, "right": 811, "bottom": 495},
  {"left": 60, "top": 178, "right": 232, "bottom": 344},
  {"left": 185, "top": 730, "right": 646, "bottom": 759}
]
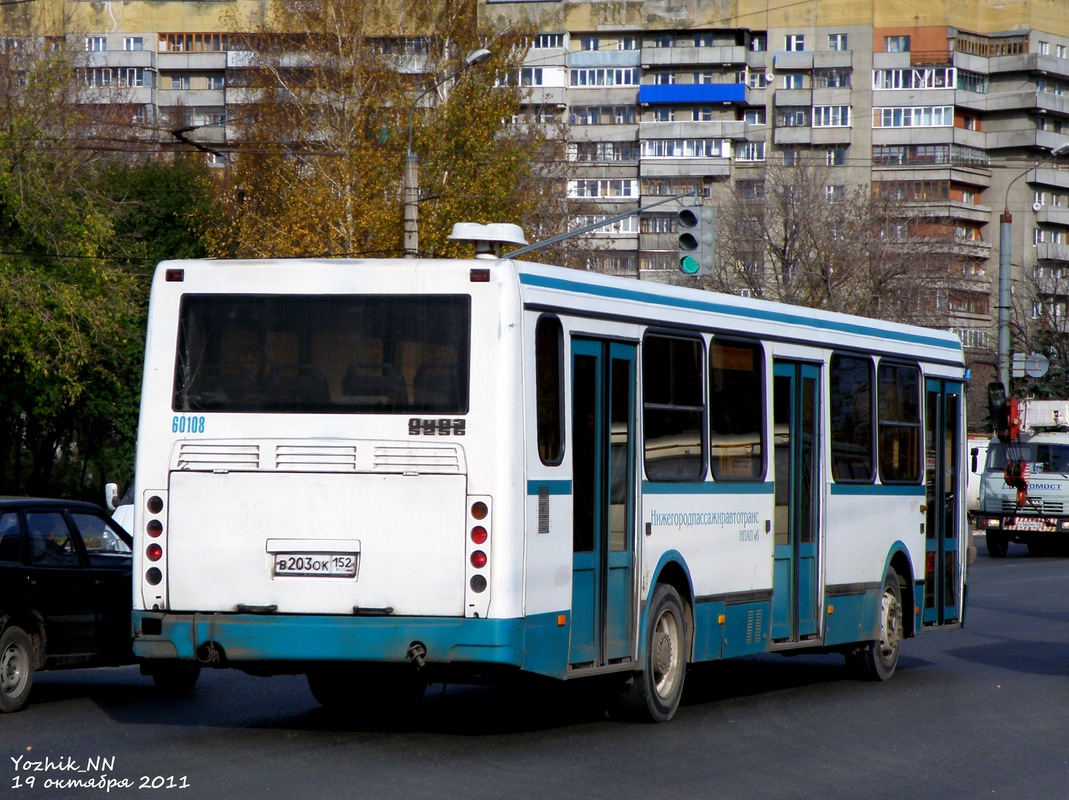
[{"left": 173, "top": 294, "right": 470, "bottom": 414}]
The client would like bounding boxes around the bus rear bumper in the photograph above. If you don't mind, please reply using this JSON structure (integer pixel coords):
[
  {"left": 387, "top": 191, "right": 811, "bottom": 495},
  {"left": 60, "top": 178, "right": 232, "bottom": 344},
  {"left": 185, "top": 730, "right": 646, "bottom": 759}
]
[{"left": 132, "top": 611, "right": 565, "bottom": 674}]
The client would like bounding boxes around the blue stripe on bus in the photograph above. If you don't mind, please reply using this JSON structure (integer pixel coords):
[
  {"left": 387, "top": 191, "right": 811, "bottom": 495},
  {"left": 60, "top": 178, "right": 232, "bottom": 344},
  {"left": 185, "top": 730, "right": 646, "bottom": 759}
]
[
  {"left": 526, "top": 480, "right": 572, "bottom": 495},
  {"left": 642, "top": 481, "right": 775, "bottom": 495},
  {"left": 830, "top": 483, "right": 926, "bottom": 497},
  {"left": 133, "top": 610, "right": 573, "bottom": 680},
  {"left": 519, "top": 272, "right": 960, "bottom": 352}
]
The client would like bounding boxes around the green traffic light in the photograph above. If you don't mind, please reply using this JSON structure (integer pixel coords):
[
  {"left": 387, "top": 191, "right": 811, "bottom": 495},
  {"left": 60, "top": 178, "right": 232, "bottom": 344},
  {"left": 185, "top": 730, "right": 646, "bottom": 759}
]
[{"left": 679, "top": 255, "right": 700, "bottom": 275}]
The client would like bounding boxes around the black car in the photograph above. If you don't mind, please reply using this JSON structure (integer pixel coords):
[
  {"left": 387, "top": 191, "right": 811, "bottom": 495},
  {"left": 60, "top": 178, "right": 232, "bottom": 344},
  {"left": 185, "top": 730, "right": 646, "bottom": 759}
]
[{"left": 0, "top": 497, "right": 138, "bottom": 712}]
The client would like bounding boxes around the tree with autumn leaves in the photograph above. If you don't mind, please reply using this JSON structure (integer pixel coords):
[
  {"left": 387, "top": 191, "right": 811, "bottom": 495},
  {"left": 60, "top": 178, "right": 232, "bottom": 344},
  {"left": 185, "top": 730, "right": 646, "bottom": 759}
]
[{"left": 205, "top": 0, "right": 571, "bottom": 260}]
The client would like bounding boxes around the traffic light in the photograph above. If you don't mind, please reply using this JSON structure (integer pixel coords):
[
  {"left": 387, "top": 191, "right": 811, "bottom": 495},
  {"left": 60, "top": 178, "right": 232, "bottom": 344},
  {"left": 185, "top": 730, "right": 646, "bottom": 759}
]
[{"left": 676, "top": 203, "right": 716, "bottom": 276}]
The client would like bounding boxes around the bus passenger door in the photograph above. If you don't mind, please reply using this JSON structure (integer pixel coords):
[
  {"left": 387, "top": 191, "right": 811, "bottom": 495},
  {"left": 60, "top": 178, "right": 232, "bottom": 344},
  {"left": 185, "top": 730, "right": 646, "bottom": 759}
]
[
  {"left": 772, "top": 361, "right": 821, "bottom": 643},
  {"left": 924, "top": 379, "right": 964, "bottom": 626},
  {"left": 570, "top": 339, "right": 636, "bottom": 667}
]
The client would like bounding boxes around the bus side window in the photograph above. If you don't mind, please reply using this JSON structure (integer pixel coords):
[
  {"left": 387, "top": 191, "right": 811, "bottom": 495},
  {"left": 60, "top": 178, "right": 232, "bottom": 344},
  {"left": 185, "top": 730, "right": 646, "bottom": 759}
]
[
  {"left": 829, "top": 353, "right": 875, "bottom": 483},
  {"left": 709, "top": 339, "right": 766, "bottom": 481},
  {"left": 535, "top": 316, "right": 564, "bottom": 465}
]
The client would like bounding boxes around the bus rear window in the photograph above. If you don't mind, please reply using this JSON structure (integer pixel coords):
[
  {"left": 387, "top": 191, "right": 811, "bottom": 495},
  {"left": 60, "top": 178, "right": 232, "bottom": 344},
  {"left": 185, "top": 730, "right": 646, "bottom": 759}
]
[{"left": 173, "top": 294, "right": 470, "bottom": 414}]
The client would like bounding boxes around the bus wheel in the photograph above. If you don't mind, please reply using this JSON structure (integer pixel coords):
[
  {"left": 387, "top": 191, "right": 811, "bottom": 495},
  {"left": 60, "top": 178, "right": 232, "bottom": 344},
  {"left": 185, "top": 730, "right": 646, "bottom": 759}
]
[
  {"left": 985, "top": 531, "right": 1009, "bottom": 558},
  {"left": 846, "top": 568, "right": 902, "bottom": 682},
  {"left": 620, "top": 584, "right": 688, "bottom": 723},
  {"left": 0, "top": 626, "right": 35, "bottom": 713}
]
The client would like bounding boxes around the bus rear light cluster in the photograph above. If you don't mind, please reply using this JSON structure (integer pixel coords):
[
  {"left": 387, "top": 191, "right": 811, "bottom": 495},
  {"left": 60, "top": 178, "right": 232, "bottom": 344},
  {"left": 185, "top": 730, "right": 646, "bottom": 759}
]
[
  {"left": 466, "top": 499, "right": 491, "bottom": 601},
  {"left": 144, "top": 494, "right": 166, "bottom": 592}
]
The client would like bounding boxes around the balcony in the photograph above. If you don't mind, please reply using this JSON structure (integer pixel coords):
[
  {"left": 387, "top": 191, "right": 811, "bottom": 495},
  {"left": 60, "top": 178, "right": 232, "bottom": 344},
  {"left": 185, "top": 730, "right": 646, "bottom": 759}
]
[
  {"left": 641, "top": 46, "right": 746, "bottom": 68},
  {"left": 638, "top": 84, "right": 747, "bottom": 105},
  {"left": 1037, "top": 242, "right": 1069, "bottom": 262},
  {"left": 773, "top": 51, "right": 814, "bottom": 71},
  {"left": 157, "top": 51, "right": 227, "bottom": 71}
]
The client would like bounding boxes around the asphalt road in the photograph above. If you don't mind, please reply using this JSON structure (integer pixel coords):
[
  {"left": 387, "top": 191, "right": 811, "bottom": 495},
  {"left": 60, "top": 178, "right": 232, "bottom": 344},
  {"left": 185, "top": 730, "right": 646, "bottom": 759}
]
[{"left": 4, "top": 535, "right": 1067, "bottom": 800}]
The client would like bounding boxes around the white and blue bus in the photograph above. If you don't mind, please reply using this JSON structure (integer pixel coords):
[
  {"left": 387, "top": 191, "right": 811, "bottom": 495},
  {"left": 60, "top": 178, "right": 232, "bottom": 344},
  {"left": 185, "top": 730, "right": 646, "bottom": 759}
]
[{"left": 131, "top": 233, "right": 970, "bottom": 722}]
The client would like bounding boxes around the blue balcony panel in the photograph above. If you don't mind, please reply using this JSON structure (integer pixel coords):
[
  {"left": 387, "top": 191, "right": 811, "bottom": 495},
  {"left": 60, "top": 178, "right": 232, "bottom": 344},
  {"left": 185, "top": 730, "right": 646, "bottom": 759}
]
[{"left": 639, "top": 84, "right": 747, "bottom": 105}]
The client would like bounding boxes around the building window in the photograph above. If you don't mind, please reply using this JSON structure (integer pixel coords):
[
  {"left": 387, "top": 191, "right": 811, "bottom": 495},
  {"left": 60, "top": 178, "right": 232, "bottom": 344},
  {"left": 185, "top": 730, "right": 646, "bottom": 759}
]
[
  {"left": 813, "top": 105, "right": 850, "bottom": 127},
  {"left": 744, "top": 108, "right": 766, "bottom": 125},
  {"left": 520, "top": 67, "right": 544, "bottom": 86},
  {"left": 825, "top": 185, "right": 847, "bottom": 203},
  {"left": 777, "top": 108, "right": 808, "bottom": 127},
  {"left": 814, "top": 68, "right": 851, "bottom": 88},
  {"left": 827, "top": 147, "right": 847, "bottom": 166},
  {"left": 580, "top": 36, "right": 600, "bottom": 51},
  {"left": 828, "top": 33, "right": 848, "bottom": 51},
  {"left": 619, "top": 36, "right": 639, "bottom": 51},
  {"left": 159, "top": 33, "right": 228, "bottom": 52},
  {"left": 85, "top": 36, "right": 107, "bottom": 52},
  {"left": 653, "top": 33, "right": 673, "bottom": 48},
  {"left": 641, "top": 139, "right": 726, "bottom": 158},
  {"left": 751, "top": 35, "right": 767, "bottom": 52},
  {"left": 169, "top": 74, "right": 191, "bottom": 91},
  {"left": 654, "top": 72, "right": 676, "bottom": 85},
  {"left": 884, "top": 35, "right": 911, "bottom": 53},
  {"left": 785, "top": 34, "right": 805, "bottom": 51},
  {"left": 123, "top": 36, "right": 144, "bottom": 52},
  {"left": 748, "top": 71, "right": 770, "bottom": 89},
  {"left": 569, "top": 68, "right": 639, "bottom": 87},
  {"left": 784, "top": 73, "right": 804, "bottom": 89},
  {"left": 1059, "top": 44, "right": 1067, "bottom": 59},
  {"left": 872, "top": 106, "right": 953, "bottom": 128},
  {"left": 652, "top": 107, "right": 675, "bottom": 122},
  {"left": 533, "top": 33, "right": 565, "bottom": 49},
  {"left": 737, "top": 142, "right": 766, "bottom": 162},
  {"left": 1039, "top": 41, "right": 1051, "bottom": 55},
  {"left": 207, "top": 74, "right": 225, "bottom": 90},
  {"left": 694, "top": 32, "right": 716, "bottom": 48},
  {"left": 570, "top": 106, "right": 636, "bottom": 125},
  {"left": 568, "top": 179, "right": 638, "bottom": 199}
]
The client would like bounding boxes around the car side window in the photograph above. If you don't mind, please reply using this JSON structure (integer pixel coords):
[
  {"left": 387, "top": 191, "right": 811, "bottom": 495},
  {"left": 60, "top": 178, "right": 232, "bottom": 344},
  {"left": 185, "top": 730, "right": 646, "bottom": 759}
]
[
  {"left": 71, "top": 512, "right": 131, "bottom": 563},
  {"left": 0, "top": 512, "right": 20, "bottom": 563},
  {"left": 25, "top": 512, "right": 81, "bottom": 567}
]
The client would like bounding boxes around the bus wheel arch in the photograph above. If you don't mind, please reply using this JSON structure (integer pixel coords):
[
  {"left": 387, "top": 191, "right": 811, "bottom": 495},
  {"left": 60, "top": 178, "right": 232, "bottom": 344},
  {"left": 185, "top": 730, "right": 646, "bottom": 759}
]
[
  {"left": 618, "top": 561, "right": 693, "bottom": 723},
  {"left": 886, "top": 548, "right": 915, "bottom": 639},
  {"left": 846, "top": 565, "right": 904, "bottom": 681}
]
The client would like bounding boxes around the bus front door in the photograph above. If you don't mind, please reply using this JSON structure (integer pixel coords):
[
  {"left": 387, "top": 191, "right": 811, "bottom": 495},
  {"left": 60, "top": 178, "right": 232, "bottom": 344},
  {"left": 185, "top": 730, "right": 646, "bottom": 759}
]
[
  {"left": 772, "top": 361, "right": 821, "bottom": 643},
  {"left": 570, "top": 339, "right": 636, "bottom": 668},
  {"left": 924, "top": 379, "right": 964, "bottom": 626}
]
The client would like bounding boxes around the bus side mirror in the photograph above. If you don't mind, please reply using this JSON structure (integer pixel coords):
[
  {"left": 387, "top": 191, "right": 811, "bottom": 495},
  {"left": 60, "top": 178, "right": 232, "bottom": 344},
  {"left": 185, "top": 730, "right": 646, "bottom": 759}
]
[
  {"left": 104, "top": 482, "right": 119, "bottom": 511},
  {"left": 970, "top": 447, "right": 979, "bottom": 473}
]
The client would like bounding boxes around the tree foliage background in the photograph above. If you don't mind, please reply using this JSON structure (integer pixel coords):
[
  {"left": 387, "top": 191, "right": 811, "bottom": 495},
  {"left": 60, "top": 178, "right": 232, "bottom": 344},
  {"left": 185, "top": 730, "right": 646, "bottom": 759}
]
[
  {"left": 205, "top": 0, "right": 574, "bottom": 261},
  {"left": 0, "top": 38, "right": 217, "bottom": 499}
]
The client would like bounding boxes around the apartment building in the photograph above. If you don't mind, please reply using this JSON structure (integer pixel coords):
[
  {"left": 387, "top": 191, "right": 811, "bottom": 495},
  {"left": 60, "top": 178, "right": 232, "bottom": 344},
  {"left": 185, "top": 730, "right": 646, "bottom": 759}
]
[{"left": 6, "top": 0, "right": 1069, "bottom": 373}]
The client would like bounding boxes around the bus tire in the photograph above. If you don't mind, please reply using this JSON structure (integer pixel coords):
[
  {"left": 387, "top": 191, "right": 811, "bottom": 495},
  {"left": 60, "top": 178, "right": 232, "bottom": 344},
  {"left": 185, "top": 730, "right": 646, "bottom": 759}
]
[
  {"left": 846, "top": 568, "right": 902, "bottom": 682},
  {"left": 0, "top": 626, "right": 35, "bottom": 713},
  {"left": 620, "top": 584, "right": 688, "bottom": 723},
  {"left": 985, "top": 531, "right": 1008, "bottom": 558}
]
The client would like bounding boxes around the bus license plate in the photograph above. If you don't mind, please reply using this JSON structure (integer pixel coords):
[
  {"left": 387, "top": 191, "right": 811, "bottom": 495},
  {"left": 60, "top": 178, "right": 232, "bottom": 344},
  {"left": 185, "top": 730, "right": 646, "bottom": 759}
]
[{"left": 273, "top": 553, "right": 358, "bottom": 578}]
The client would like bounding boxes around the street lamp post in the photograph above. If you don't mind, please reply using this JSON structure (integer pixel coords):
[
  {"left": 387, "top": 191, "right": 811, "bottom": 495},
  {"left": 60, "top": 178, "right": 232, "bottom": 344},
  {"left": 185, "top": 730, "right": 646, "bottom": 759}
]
[
  {"left": 997, "top": 141, "right": 1069, "bottom": 392},
  {"left": 404, "top": 47, "right": 491, "bottom": 258}
]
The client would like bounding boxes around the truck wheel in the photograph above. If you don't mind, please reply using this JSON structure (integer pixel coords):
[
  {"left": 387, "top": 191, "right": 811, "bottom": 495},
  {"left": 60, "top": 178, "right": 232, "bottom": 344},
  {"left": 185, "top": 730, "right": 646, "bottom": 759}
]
[
  {"left": 985, "top": 531, "right": 1008, "bottom": 558},
  {"left": 0, "top": 626, "right": 35, "bottom": 713},
  {"left": 618, "top": 584, "right": 689, "bottom": 723}
]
